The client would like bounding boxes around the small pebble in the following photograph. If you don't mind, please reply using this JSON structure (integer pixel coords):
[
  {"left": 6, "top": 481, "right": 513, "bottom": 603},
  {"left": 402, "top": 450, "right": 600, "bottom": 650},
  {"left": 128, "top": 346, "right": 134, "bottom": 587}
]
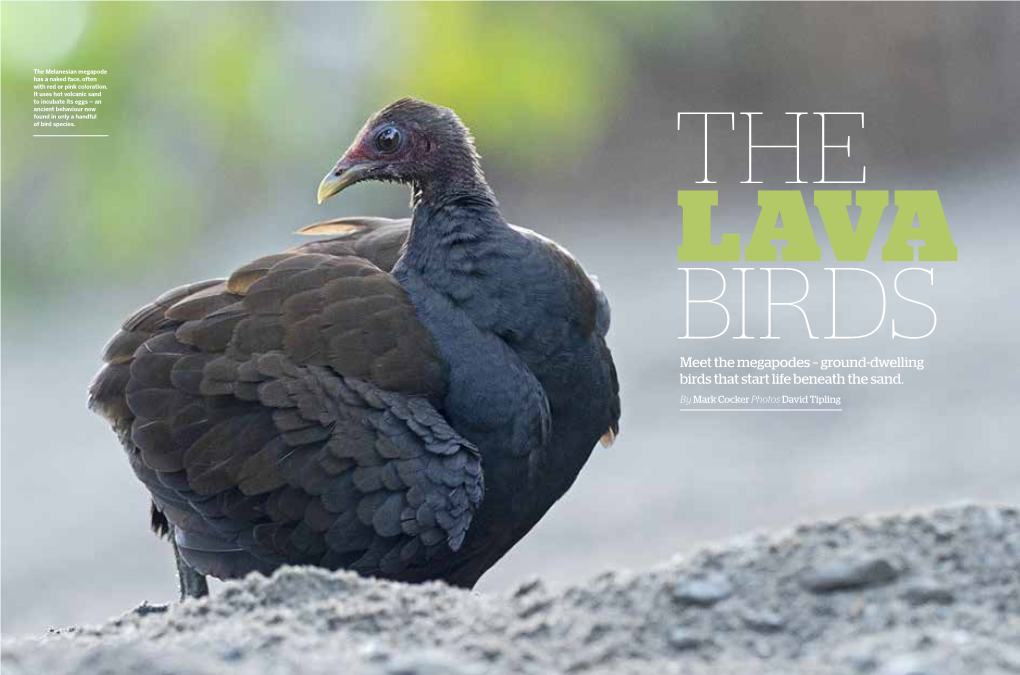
[
  {"left": 740, "top": 608, "right": 786, "bottom": 633},
  {"left": 901, "top": 579, "right": 955, "bottom": 606},
  {"left": 847, "top": 653, "right": 880, "bottom": 673},
  {"left": 930, "top": 520, "right": 956, "bottom": 541},
  {"left": 877, "top": 653, "right": 939, "bottom": 675},
  {"left": 800, "top": 555, "right": 900, "bottom": 593},
  {"left": 385, "top": 651, "right": 478, "bottom": 675},
  {"left": 667, "top": 628, "right": 708, "bottom": 651},
  {"left": 221, "top": 647, "right": 245, "bottom": 662},
  {"left": 983, "top": 509, "right": 1006, "bottom": 535},
  {"left": 513, "top": 578, "right": 544, "bottom": 598},
  {"left": 672, "top": 572, "right": 733, "bottom": 607},
  {"left": 358, "top": 641, "right": 391, "bottom": 663},
  {"left": 752, "top": 638, "right": 774, "bottom": 659},
  {"left": 132, "top": 602, "right": 169, "bottom": 617}
]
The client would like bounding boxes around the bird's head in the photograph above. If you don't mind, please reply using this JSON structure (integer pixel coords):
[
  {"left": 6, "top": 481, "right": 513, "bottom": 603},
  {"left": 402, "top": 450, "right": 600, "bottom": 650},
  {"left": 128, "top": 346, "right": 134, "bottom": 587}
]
[{"left": 317, "top": 98, "right": 489, "bottom": 205}]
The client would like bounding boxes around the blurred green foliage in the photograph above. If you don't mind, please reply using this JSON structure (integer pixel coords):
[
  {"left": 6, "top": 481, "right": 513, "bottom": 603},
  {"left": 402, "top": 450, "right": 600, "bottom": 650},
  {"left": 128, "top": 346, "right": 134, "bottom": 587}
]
[
  {"left": 388, "top": 3, "right": 624, "bottom": 162},
  {"left": 1, "top": 2, "right": 699, "bottom": 309}
]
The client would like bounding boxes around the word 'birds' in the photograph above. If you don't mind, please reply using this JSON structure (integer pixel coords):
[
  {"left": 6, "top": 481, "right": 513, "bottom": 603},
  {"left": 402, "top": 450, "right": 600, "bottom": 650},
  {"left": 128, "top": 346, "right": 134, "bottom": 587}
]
[{"left": 90, "top": 99, "right": 620, "bottom": 598}]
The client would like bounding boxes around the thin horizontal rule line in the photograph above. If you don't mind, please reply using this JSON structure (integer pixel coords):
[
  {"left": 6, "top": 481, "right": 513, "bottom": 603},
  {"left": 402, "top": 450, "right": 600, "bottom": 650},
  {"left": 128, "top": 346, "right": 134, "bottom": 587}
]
[{"left": 33, "top": 134, "right": 108, "bottom": 137}]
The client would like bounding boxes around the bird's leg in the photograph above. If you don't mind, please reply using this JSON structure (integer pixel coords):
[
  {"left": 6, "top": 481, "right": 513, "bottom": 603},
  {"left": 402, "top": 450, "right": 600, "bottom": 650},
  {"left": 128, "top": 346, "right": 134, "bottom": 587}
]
[{"left": 170, "top": 529, "right": 209, "bottom": 600}]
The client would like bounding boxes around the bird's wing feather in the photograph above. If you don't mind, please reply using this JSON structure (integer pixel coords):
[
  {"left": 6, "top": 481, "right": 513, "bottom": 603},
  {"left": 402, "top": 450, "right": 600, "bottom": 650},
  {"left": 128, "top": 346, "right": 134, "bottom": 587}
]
[
  {"left": 293, "top": 217, "right": 411, "bottom": 273},
  {"left": 90, "top": 246, "right": 483, "bottom": 580}
]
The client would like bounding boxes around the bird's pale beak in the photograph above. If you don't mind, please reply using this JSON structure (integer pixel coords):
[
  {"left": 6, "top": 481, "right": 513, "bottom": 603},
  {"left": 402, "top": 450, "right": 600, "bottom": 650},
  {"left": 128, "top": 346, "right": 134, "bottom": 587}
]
[{"left": 317, "top": 159, "right": 374, "bottom": 205}]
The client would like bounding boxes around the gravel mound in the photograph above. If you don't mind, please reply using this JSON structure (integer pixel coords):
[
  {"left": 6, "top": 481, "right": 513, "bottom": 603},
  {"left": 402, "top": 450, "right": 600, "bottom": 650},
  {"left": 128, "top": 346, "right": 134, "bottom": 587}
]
[{"left": 3, "top": 503, "right": 1018, "bottom": 675}]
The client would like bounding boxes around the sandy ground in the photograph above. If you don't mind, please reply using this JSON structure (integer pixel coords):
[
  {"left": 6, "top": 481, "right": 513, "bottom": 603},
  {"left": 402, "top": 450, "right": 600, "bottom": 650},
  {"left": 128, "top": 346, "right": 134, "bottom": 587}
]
[{"left": 3, "top": 502, "right": 1017, "bottom": 675}]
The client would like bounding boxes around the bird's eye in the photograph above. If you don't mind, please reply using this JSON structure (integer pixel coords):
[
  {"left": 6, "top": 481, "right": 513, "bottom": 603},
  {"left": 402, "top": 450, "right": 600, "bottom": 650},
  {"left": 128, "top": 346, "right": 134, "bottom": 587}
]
[{"left": 374, "top": 126, "right": 402, "bottom": 154}]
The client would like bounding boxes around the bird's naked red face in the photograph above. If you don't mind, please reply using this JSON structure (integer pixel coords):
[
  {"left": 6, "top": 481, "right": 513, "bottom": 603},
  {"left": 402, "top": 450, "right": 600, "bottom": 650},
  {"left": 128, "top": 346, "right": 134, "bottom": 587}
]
[{"left": 317, "top": 116, "right": 429, "bottom": 205}]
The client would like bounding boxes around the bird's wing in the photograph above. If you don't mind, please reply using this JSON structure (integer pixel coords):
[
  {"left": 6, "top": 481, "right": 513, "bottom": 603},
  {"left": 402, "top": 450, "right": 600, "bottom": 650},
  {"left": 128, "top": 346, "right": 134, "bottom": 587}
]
[
  {"left": 510, "top": 225, "right": 611, "bottom": 338},
  {"left": 293, "top": 216, "right": 411, "bottom": 272},
  {"left": 291, "top": 217, "right": 620, "bottom": 447},
  {"left": 90, "top": 249, "right": 483, "bottom": 580}
]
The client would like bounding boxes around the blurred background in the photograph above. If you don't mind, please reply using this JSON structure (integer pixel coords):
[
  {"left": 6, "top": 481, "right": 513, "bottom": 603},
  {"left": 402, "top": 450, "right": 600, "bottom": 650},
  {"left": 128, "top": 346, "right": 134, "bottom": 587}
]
[{"left": 2, "top": 2, "right": 1018, "bottom": 636}]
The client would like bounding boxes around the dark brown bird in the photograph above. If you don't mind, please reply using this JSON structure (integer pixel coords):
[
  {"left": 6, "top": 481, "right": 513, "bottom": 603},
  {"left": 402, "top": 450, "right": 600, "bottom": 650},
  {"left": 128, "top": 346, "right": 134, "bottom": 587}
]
[{"left": 90, "top": 98, "right": 620, "bottom": 599}]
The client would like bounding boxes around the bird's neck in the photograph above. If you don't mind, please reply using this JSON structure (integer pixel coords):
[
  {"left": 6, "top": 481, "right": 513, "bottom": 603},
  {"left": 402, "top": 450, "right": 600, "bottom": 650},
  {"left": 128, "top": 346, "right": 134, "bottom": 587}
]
[
  {"left": 401, "top": 185, "right": 507, "bottom": 273},
  {"left": 410, "top": 161, "right": 497, "bottom": 210}
]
